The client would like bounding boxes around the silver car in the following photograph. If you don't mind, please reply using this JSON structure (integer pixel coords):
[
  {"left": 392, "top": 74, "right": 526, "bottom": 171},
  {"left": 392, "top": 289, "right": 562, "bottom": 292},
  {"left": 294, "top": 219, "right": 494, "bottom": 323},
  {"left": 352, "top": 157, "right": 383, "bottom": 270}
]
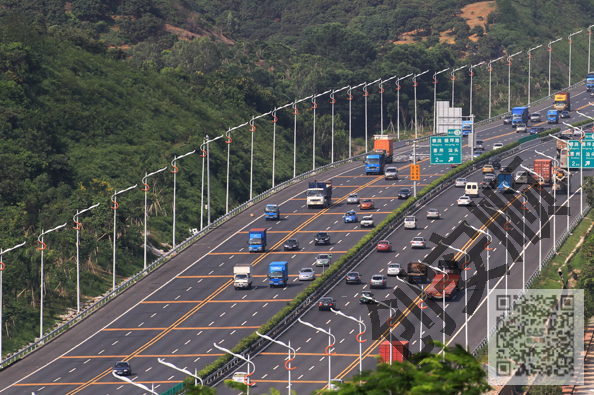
[
  {"left": 370, "top": 274, "right": 387, "bottom": 289},
  {"left": 530, "top": 112, "right": 541, "bottom": 122},
  {"left": 387, "top": 263, "right": 401, "bottom": 276},
  {"left": 360, "top": 215, "right": 374, "bottom": 227},
  {"left": 427, "top": 208, "right": 440, "bottom": 219},
  {"left": 347, "top": 194, "right": 360, "bottom": 204},
  {"left": 385, "top": 167, "right": 398, "bottom": 180},
  {"left": 455, "top": 178, "right": 467, "bottom": 188},
  {"left": 516, "top": 123, "right": 527, "bottom": 133},
  {"left": 315, "top": 253, "right": 331, "bottom": 267},
  {"left": 298, "top": 267, "right": 315, "bottom": 281}
]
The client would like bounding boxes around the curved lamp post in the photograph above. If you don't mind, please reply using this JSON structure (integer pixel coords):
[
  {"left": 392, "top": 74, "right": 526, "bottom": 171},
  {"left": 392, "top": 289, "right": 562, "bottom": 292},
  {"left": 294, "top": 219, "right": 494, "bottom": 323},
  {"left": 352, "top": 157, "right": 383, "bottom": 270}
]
[
  {"left": 521, "top": 164, "right": 546, "bottom": 274},
  {"left": 158, "top": 358, "right": 203, "bottom": 387},
  {"left": 142, "top": 167, "right": 167, "bottom": 269},
  {"left": 589, "top": 25, "right": 594, "bottom": 73},
  {"left": 487, "top": 56, "right": 504, "bottom": 118},
  {"left": 527, "top": 45, "right": 542, "bottom": 104},
  {"left": 171, "top": 150, "right": 195, "bottom": 247},
  {"left": 413, "top": 70, "right": 429, "bottom": 140},
  {"left": 214, "top": 342, "right": 256, "bottom": 394},
  {"left": 469, "top": 61, "right": 484, "bottom": 116},
  {"left": 363, "top": 295, "right": 397, "bottom": 364},
  {"left": 201, "top": 135, "right": 225, "bottom": 227},
  {"left": 507, "top": 51, "right": 522, "bottom": 112},
  {"left": 331, "top": 309, "right": 366, "bottom": 374},
  {"left": 548, "top": 38, "right": 562, "bottom": 96},
  {"left": 112, "top": 371, "right": 158, "bottom": 395},
  {"left": 256, "top": 332, "right": 296, "bottom": 395},
  {"left": 38, "top": 223, "right": 67, "bottom": 340},
  {"left": 432, "top": 68, "right": 449, "bottom": 134},
  {"left": 439, "top": 241, "right": 470, "bottom": 350},
  {"left": 395, "top": 274, "right": 431, "bottom": 354},
  {"left": 396, "top": 74, "right": 413, "bottom": 140},
  {"left": 506, "top": 186, "right": 529, "bottom": 293},
  {"left": 111, "top": 184, "right": 137, "bottom": 290},
  {"left": 550, "top": 133, "right": 571, "bottom": 234},
  {"left": 450, "top": 65, "right": 467, "bottom": 107},
  {"left": 535, "top": 150, "right": 561, "bottom": 252},
  {"left": 298, "top": 318, "right": 335, "bottom": 389},
  {"left": 568, "top": 30, "right": 583, "bottom": 86},
  {"left": 483, "top": 205, "right": 512, "bottom": 312},
  {"left": 73, "top": 203, "right": 100, "bottom": 312},
  {"left": 0, "top": 241, "right": 26, "bottom": 359}
]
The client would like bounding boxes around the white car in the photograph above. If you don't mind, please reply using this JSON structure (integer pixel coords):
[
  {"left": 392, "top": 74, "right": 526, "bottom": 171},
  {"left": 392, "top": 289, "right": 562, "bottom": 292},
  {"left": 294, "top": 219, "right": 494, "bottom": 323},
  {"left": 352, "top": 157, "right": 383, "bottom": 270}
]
[
  {"left": 360, "top": 215, "right": 375, "bottom": 227},
  {"left": 232, "top": 372, "right": 251, "bottom": 385},
  {"left": 455, "top": 178, "right": 467, "bottom": 188},
  {"left": 427, "top": 208, "right": 440, "bottom": 219},
  {"left": 347, "top": 194, "right": 360, "bottom": 204},
  {"left": 493, "top": 143, "right": 503, "bottom": 149},
  {"left": 411, "top": 237, "right": 426, "bottom": 249},
  {"left": 404, "top": 216, "right": 417, "bottom": 229},
  {"left": 387, "top": 263, "right": 401, "bottom": 276},
  {"left": 298, "top": 267, "right": 315, "bottom": 281},
  {"left": 457, "top": 196, "right": 472, "bottom": 206}
]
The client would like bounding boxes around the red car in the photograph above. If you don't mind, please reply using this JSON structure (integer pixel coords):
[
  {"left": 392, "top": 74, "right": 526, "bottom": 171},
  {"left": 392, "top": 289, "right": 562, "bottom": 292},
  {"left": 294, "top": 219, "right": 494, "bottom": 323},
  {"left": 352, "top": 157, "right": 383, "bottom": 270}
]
[
  {"left": 377, "top": 240, "right": 392, "bottom": 252},
  {"left": 359, "top": 199, "right": 375, "bottom": 210}
]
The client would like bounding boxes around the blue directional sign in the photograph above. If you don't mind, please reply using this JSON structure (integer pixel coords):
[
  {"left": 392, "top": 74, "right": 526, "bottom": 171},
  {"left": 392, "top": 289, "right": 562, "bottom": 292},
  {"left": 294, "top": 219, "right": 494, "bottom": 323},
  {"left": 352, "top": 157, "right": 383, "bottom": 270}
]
[
  {"left": 568, "top": 133, "right": 594, "bottom": 168},
  {"left": 431, "top": 131, "right": 462, "bottom": 164}
]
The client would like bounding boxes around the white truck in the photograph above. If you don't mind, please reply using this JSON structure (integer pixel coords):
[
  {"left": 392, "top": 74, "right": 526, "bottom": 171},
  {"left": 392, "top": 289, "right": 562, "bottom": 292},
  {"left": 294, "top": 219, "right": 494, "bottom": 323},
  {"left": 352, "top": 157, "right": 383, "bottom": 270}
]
[{"left": 234, "top": 264, "right": 252, "bottom": 290}]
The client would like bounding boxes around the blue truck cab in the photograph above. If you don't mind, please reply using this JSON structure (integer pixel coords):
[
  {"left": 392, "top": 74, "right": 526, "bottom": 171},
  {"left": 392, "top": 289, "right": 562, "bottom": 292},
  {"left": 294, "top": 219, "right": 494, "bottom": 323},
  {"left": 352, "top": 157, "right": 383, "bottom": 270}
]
[
  {"left": 268, "top": 261, "right": 288, "bottom": 287},
  {"left": 547, "top": 110, "right": 559, "bottom": 124},
  {"left": 248, "top": 228, "right": 267, "bottom": 252},
  {"left": 587, "top": 73, "right": 594, "bottom": 91},
  {"left": 365, "top": 153, "right": 386, "bottom": 175},
  {"left": 264, "top": 204, "right": 280, "bottom": 220},
  {"left": 512, "top": 107, "right": 530, "bottom": 127},
  {"left": 461, "top": 121, "right": 472, "bottom": 137},
  {"left": 497, "top": 169, "right": 516, "bottom": 193}
]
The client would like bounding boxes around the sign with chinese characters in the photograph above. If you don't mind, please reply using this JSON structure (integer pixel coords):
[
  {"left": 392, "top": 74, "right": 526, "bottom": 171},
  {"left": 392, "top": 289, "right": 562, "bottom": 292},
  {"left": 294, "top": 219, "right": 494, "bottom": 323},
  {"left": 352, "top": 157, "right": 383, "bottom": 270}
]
[
  {"left": 567, "top": 133, "right": 594, "bottom": 168},
  {"left": 430, "top": 133, "right": 462, "bottom": 164}
]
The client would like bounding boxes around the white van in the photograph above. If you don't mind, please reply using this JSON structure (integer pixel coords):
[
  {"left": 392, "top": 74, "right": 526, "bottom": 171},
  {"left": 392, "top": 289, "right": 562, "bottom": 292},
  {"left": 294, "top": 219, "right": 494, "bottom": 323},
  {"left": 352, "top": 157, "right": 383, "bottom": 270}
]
[
  {"left": 515, "top": 171, "right": 528, "bottom": 184},
  {"left": 465, "top": 182, "right": 479, "bottom": 197}
]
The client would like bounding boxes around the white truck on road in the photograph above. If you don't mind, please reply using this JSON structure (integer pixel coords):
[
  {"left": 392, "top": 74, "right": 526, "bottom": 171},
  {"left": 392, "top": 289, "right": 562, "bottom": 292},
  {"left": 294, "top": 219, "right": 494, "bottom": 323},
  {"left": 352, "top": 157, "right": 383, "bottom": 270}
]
[{"left": 234, "top": 264, "right": 253, "bottom": 290}]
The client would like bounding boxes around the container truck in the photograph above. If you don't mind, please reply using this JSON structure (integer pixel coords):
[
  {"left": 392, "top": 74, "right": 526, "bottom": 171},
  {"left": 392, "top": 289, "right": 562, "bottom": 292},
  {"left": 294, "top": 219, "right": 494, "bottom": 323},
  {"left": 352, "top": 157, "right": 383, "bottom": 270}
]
[
  {"left": 512, "top": 107, "right": 530, "bottom": 126},
  {"left": 248, "top": 228, "right": 267, "bottom": 252},
  {"left": 533, "top": 159, "right": 553, "bottom": 186},
  {"left": 373, "top": 138, "right": 394, "bottom": 163},
  {"left": 547, "top": 110, "right": 559, "bottom": 124},
  {"left": 554, "top": 92, "right": 571, "bottom": 111},
  {"left": 461, "top": 120, "right": 472, "bottom": 137},
  {"left": 426, "top": 260, "right": 461, "bottom": 300},
  {"left": 406, "top": 261, "right": 427, "bottom": 283},
  {"left": 497, "top": 168, "right": 516, "bottom": 193},
  {"left": 306, "top": 180, "right": 332, "bottom": 208},
  {"left": 268, "top": 261, "right": 288, "bottom": 287},
  {"left": 379, "top": 341, "right": 411, "bottom": 363},
  {"left": 365, "top": 153, "right": 386, "bottom": 175},
  {"left": 264, "top": 204, "right": 280, "bottom": 220},
  {"left": 587, "top": 73, "right": 594, "bottom": 92},
  {"left": 233, "top": 264, "right": 252, "bottom": 290}
]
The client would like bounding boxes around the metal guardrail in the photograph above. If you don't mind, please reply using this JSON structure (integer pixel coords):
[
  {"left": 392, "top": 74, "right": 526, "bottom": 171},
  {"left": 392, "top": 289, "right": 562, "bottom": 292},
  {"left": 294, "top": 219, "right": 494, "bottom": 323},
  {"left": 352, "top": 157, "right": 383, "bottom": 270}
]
[{"left": 474, "top": 79, "right": 587, "bottom": 127}]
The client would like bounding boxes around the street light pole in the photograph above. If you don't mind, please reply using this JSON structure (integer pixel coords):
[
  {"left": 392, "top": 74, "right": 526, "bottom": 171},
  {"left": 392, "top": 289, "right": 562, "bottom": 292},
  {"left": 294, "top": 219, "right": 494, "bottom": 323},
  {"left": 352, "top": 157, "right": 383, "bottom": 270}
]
[
  {"left": 484, "top": 206, "right": 511, "bottom": 311},
  {"left": 365, "top": 296, "right": 397, "bottom": 363},
  {"left": 0, "top": 241, "right": 25, "bottom": 359},
  {"left": 469, "top": 62, "right": 484, "bottom": 116},
  {"left": 565, "top": 121, "right": 587, "bottom": 214},
  {"left": 312, "top": 96, "right": 317, "bottom": 169},
  {"left": 331, "top": 309, "right": 366, "bottom": 374},
  {"left": 521, "top": 165, "right": 545, "bottom": 274},
  {"left": 73, "top": 203, "right": 100, "bottom": 312},
  {"left": 171, "top": 150, "right": 196, "bottom": 246},
  {"left": 38, "top": 223, "right": 67, "bottom": 340},
  {"left": 550, "top": 134, "right": 571, "bottom": 235},
  {"left": 158, "top": 358, "right": 203, "bottom": 388},
  {"left": 507, "top": 187, "right": 528, "bottom": 292},
  {"left": 432, "top": 68, "right": 449, "bottom": 134},
  {"left": 201, "top": 135, "right": 225, "bottom": 226},
  {"left": 527, "top": 45, "right": 542, "bottom": 104},
  {"left": 535, "top": 150, "right": 560, "bottom": 252},
  {"left": 293, "top": 101, "right": 298, "bottom": 176},
  {"left": 507, "top": 51, "right": 522, "bottom": 112},
  {"left": 142, "top": 167, "right": 167, "bottom": 270},
  {"left": 465, "top": 224, "right": 492, "bottom": 341},
  {"left": 111, "top": 184, "right": 137, "bottom": 290},
  {"left": 413, "top": 70, "right": 429, "bottom": 140},
  {"left": 213, "top": 342, "right": 256, "bottom": 395},
  {"left": 363, "top": 83, "right": 369, "bottom": 152},
  {"left": 589, "top": 25, "right": 594, "bottom": 73},
  {"left": 487, "top": 56, "right": 504, "bottom": 119},
  {"left": 568, "top": 30, "right": 583, "bottom": 86},
  {"left": 298, "top": 318, "right": 336, "bottom": 388},
  {"left": 112, "top": 371, "right": 158, "bottom": 395},
  {"left": 439, "top": 241, "right": 470, "bottom": 350},
  {"left": 396, "top": 74, "right": 413, "bottom": 140},
  {"left": 548, "top": 38, "right": 562, "bottom": 96},
  {"left": 450, "top": 65, "right": 467, "bottom": 107},
  {"left": 256, "top": 332, "right": 296, "bottom": 395}
]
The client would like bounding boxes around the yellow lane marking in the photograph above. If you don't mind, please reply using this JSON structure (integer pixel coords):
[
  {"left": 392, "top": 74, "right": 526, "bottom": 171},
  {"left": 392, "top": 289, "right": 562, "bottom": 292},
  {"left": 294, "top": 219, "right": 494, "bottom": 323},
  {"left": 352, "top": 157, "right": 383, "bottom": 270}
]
[
  {"left": 62, "top": 354, "right": 224, "bottom": 359},
  {"left": 284, "top": 211, "right": 393, "bottom": 215},
  {"left": 237, "top": 230, "right": 372, "bottom": 234},
  {"left": 102, "top": 326, "right": 260, "bottom": 331},
  {"left": 140, "top": 299, "right": 293, "bottom": 304},
  {"left": 208, "top": 251, "right": 348, "bottom": 255}
]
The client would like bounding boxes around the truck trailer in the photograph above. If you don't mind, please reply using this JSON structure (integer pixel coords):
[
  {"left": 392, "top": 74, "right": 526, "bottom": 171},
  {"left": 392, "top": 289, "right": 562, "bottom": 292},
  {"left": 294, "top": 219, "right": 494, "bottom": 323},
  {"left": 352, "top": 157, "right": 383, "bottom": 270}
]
[
  {"left": 554, "top": 92, "right": 571, "bottom": 111},
  {"left": 426, "top": 260, "right": 461, "bottom": 300},
  {"left": 306, "top": 180, "right": 332, "bottom": 208},
  {"left": 373, "top": 138, "right": 394, "bottom": 163},
  {"left": 533, "top": 159, "right": 553, "bottom": 186}
]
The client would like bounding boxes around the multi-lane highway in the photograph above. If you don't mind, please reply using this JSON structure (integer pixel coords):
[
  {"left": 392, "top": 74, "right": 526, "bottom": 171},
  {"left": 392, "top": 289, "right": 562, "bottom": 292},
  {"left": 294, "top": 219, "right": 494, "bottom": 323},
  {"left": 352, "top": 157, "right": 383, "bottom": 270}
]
[{"left": 1, "top": 86, "right": 593, "bottom": 395}]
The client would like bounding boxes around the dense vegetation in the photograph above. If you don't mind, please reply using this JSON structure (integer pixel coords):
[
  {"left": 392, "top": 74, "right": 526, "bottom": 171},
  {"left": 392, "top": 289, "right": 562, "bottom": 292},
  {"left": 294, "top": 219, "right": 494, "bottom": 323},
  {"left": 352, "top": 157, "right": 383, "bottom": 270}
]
[{"left": 1, "top": 0, "right": 594, "bottom": 358}]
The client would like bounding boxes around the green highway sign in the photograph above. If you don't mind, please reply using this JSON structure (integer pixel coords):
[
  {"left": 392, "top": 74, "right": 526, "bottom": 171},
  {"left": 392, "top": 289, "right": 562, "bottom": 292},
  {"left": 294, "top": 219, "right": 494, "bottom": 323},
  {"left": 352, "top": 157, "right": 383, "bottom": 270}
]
[
  {"left": 568, "top": 133, "right": 594, "bottom": 168},
  {"left": 430, "top": 133, "right": 462, "bottom": 164}
]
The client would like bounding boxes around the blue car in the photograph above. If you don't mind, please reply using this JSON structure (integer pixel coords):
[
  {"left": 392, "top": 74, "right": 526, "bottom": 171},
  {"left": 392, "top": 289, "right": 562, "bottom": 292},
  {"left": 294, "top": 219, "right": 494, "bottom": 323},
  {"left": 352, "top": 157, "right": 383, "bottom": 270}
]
[
  {"left": 344, "top": 210, "right": 358, "bottom": 223},
  {"left": 473, "top": 150, "right": 484, "bottom": 158}
]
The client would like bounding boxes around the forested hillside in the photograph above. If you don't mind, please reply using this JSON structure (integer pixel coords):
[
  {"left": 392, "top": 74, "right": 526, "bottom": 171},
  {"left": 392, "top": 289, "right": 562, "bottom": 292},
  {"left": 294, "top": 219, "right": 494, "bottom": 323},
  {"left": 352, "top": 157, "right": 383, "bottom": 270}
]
[{"left": 1, "top": 0, "right": 594, "bottom": 356}]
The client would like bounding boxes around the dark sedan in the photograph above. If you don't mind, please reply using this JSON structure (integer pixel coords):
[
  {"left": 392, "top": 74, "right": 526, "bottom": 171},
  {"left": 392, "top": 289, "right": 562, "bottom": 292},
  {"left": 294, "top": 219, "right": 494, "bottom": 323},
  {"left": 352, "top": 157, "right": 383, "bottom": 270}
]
[
  {"left": 398, "top": 188, "right": 411, "bottom": 199},
  {"left": 503, "top": 115, "right": 512, "bottom": 125},
  {"left": 359, "top": 291, "right": 376, "bottom": 304},
  {"left": 283, "top": 238, "right": 299, "bottom": 251},
  {"left": 319, "top": 297, "right": 336, "bottom": 311},
  {"left": 113, "top": 361, "right": 132, "bottom": 376},
  {"left": 314, "top": 231, "right": 331, "bottom": 245}
]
